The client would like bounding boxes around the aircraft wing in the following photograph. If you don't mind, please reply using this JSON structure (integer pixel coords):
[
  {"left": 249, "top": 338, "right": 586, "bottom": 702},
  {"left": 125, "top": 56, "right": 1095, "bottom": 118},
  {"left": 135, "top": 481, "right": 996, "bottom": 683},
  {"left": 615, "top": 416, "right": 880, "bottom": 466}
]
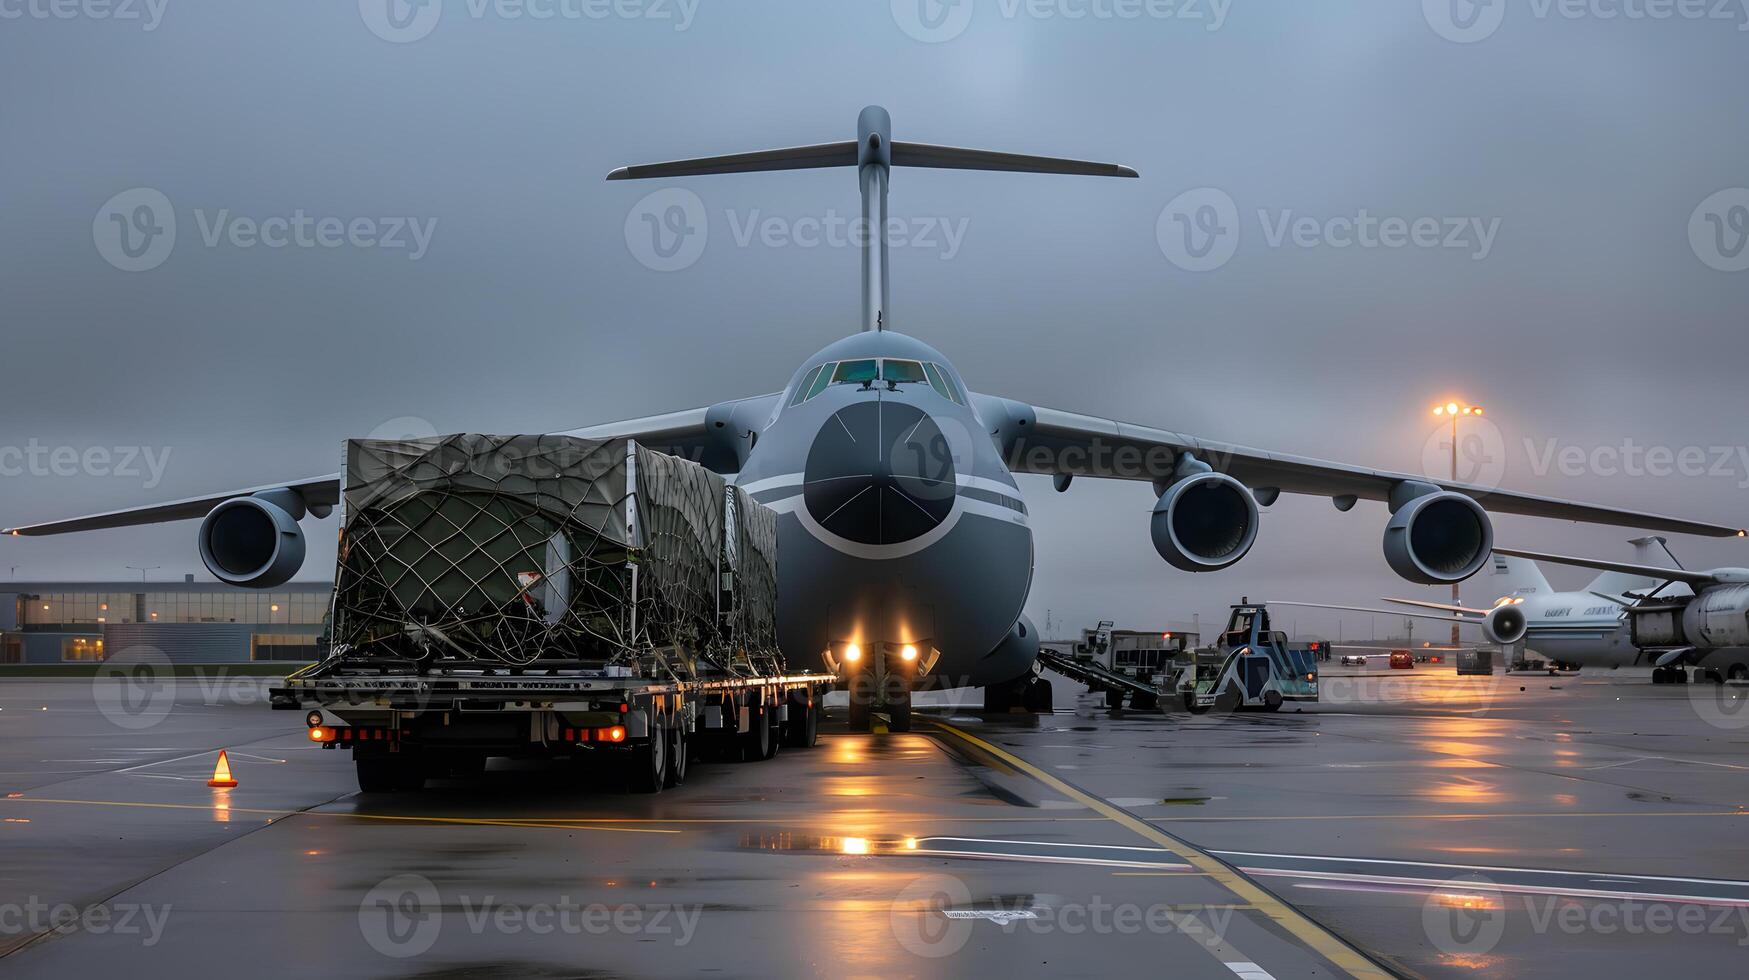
[
  {"left": 1491, "top": 547, "right": 1724, "bottom": 586},
  {"left": 4, "top": 474, "right": 343, "bottom": 537},
  {"left": 991, "top": 399, "right": 1745, "bottom": 538},
  {"left": 5, "top": 398, "right": 778, "bottom": 537},
  {"left": 1267, "top": 600, "right": 1478, "bottom": 629}
]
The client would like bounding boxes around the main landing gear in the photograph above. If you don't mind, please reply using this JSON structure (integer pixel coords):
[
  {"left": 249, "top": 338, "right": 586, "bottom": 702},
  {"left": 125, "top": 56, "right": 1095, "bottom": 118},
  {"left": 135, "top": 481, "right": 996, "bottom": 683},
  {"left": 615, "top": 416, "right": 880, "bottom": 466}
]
[{"left": 982, "top": 673, "right": 1054, "bottom": 714}]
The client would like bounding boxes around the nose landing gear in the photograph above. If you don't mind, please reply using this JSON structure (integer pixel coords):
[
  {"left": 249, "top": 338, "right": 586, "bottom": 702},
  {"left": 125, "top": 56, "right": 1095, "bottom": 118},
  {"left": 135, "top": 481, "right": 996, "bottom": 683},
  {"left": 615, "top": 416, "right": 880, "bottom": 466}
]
[{"left": 845, "top": 650, "right": 916, "bottom": 733}]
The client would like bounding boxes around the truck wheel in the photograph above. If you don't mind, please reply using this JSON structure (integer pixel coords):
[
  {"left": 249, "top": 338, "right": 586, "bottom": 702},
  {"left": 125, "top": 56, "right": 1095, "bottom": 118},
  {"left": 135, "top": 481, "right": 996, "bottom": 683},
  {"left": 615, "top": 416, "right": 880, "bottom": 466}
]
[
  {"left": 1130, "top": 692, "right": 1159, "bottom": 711},
  {"left": 759, "top": 703, "right": 781, "bottom": 760},
  {"left": 1263, "top": 690, "right": 1284, "bottom": 712},
  {"left": 628, "top": 726, "right": 667, "bottom": 793},
  {"left": 1104, "top": 689, "right": 1125, "bottom": 709},
  {"left": 355, "top": 757, "right": 399, "bottom": 793},
  {"left": 1181, "top": 692, "right": 1210, "bottom": 715},
  {"left": 663, "top": 725, "right": 687, "bottom": 788},
  {"left": 394, "top": 752, "right": 427, "bottom": 791},
  {"left": 784, "top": 690, "right": 818, "bottom": 748},
  {"left": 1730, "top": 664, "right": 1749, "bottom": 682},
  {"left": 740, "top": 704, "right": 773, "bottom": 761}
]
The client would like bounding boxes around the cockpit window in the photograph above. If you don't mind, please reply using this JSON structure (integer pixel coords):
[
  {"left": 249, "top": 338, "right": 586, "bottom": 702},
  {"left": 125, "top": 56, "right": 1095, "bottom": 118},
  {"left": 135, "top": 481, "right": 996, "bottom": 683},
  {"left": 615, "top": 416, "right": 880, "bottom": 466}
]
[
  {"left": 831, "top": 359, "right": 879, "bottom": 385},
  {"left": 789, "top": 365, "right": 823, "bottom": 407},
  {"left": 786, "top": 358, "right": 965, "bottom": 408},
  {"left": 922, "top": 362, "right": 958, "bottom": 403},
  {"left": 881, "top": 359, "right": 928, "bottom": 384}
]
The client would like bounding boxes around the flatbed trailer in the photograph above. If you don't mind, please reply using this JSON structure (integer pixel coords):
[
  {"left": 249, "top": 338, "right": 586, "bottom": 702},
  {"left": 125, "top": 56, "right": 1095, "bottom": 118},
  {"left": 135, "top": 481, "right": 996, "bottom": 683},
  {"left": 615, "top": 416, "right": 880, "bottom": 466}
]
[
  {"left": 270, "top": 660, "right": 832, "bottom": 793},
  {"left": 278, "top": 433, "right": 822, "bottom": 794}
]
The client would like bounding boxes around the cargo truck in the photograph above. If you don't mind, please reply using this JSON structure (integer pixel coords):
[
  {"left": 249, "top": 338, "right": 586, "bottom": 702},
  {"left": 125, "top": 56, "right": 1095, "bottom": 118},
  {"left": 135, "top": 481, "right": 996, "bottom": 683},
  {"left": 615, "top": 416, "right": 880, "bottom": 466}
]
[{"left": 269, "top": 434, "right": 831, "bottom": 793}]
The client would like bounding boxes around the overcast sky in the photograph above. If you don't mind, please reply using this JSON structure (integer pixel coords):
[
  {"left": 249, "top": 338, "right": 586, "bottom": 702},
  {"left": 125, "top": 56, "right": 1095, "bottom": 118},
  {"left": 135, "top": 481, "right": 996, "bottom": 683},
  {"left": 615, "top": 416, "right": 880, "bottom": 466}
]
[{"left": 2, "top": 1, "right": 1745, "bottom": 639}]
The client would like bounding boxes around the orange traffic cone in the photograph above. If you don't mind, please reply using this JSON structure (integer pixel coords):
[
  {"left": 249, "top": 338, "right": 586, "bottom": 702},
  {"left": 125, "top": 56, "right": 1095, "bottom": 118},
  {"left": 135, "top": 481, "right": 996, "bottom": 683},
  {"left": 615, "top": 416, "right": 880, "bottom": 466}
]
[{"left": 207, "top": 749, "right": 238, "bottom": 788}]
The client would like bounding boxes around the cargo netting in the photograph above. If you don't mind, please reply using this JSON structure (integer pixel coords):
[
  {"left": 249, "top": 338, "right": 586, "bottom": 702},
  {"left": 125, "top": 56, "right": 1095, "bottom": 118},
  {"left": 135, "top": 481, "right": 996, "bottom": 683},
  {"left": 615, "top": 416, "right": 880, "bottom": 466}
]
[
  {"left": 331, "top": 434, "right": 731, "bottom": 672},
  {"left": 723, "top": 485, "right": 783, "bottom": 675}
]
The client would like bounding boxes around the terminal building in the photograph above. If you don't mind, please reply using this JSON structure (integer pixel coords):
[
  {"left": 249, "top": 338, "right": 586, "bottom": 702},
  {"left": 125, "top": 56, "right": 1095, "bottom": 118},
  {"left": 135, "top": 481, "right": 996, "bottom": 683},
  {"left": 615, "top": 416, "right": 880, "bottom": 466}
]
[{"left": 0, "top": 578, "right": 330, "bottom": 664}]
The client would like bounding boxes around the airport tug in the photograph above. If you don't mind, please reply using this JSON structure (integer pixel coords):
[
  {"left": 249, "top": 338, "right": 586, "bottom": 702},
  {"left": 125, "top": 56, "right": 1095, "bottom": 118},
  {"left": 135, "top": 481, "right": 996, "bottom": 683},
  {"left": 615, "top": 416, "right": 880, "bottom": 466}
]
[{"left": 1173, "top": 600, "right": 1320, "bottom": 713}]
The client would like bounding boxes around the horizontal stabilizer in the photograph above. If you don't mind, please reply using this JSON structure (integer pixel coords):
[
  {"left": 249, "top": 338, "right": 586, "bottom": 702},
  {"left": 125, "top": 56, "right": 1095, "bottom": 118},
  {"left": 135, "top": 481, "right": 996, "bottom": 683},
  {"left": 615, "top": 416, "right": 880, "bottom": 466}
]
[
  {"left": 889, "top": 141, "right": 1137, "bottom": 178},
  {"left": 607, "top": 141, "right": 858, "bottom": 180}
]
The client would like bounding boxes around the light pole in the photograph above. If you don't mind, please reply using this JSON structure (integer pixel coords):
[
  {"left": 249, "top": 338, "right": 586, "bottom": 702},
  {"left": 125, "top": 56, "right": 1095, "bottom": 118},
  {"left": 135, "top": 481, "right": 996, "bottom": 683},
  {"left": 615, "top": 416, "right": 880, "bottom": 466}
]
[
  {"left": 125, "top": 564, "right": 160, "bottom": 582},
  {"left": 1432, "top": 400, "right": 1484, "bottom": 646}
]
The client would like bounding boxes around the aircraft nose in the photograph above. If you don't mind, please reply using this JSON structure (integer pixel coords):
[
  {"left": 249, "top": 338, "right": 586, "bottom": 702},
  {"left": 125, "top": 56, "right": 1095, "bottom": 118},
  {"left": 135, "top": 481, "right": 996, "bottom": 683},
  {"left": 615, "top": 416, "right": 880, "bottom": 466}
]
[{"left": 803, "top": 401, "right": 956, "bottom": 545}]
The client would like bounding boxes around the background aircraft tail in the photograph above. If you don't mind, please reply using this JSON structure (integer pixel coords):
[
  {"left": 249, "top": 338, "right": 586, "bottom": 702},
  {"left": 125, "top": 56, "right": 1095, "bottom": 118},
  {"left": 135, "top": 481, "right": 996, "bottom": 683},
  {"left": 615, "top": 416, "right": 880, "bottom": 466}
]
[{"left": 1478, "top": 551, "right": 1552, "bottom": 599}]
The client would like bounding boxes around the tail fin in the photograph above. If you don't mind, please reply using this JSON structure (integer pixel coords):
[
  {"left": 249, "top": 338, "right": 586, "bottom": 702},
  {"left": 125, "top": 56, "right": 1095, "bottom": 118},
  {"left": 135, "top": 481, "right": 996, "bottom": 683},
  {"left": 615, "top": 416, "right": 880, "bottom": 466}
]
[
  {"left": 1480, "top": 551, "right": 1552, "bottom": 599},
  {"left": 607, "top": 106, "right": 1136, "bottom": 332},
  {"left": 1586, "top": 536, "right": 1691, "bottom": 598}
]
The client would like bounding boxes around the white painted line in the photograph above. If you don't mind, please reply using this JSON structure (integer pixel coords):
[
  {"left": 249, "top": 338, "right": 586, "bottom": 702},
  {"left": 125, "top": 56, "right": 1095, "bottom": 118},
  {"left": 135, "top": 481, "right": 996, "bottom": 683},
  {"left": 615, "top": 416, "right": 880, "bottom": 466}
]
[
  {"left": 1212, "top": 850, "right": 1749, "bottom": 888},
  {"left": 1224, "top": 963, "right": 1278, "bottom": 980}
]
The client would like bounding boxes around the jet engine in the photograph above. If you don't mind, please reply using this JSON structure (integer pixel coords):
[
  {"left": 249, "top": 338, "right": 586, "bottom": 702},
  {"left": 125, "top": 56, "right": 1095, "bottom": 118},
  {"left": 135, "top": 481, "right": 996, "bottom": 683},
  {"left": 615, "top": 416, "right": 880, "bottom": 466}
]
[
  {"left": 1150, "top": 472, "right": 1259, "bottom": 572},
  {"left": 1482, "top": 602, "right": 1529, "bottom": 646},
  {"left": 197, "top": 489, "right": 307, "bottom": 588},
  {"left": 1382, "top": 484, "right": 1492, "bottom": 585}
]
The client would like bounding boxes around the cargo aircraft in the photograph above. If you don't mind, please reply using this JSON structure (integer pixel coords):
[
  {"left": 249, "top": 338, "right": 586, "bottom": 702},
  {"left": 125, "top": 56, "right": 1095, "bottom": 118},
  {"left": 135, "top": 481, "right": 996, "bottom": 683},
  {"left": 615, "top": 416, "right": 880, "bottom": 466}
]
[{"left": 8, "top": 107, "right": 1743, "bottom": 728}]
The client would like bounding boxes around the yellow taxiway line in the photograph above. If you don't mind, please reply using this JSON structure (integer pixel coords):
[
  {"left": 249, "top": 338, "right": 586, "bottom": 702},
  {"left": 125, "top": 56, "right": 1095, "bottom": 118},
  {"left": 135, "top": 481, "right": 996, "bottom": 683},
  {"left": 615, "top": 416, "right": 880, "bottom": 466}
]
[{"left": 926, "top": 720, "right": 1393, "bottom": 980}]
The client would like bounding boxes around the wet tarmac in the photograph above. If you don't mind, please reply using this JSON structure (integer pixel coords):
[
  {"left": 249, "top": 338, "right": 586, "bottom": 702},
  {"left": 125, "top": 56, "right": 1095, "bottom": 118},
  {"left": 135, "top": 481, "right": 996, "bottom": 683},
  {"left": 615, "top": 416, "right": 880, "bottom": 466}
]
[{"left": 1, "top": 666, "right": 1746, "bottom": 978}]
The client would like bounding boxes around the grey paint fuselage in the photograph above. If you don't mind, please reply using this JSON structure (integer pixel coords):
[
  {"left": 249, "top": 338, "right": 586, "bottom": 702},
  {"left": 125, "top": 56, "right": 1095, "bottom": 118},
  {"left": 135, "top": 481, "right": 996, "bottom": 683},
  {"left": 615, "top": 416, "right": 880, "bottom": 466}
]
[{"left": 729, "top": 331, "right": 1035, "bottom": 687}]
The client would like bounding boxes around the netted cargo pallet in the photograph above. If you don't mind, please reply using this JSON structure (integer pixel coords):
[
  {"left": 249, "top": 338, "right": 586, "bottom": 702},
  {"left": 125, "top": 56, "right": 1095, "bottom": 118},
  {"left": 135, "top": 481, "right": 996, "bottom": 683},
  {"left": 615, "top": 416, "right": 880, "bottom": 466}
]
[
  {"left": 331, "top": 434, "right": 729, "bottom": 671},
  {"left": 722, "top": 484, "right": 782, "bottom": 675}
]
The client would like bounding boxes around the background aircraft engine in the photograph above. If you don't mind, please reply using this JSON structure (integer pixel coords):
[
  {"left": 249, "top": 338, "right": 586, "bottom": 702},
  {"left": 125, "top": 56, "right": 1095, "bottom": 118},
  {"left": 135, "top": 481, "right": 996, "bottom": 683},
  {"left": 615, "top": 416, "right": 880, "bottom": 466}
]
[
  {"left": 1383, "top": 490, "right": 1492, "bottom": 585},
  {"left": 1150, "top": 473, "right": 1259, "bottom": 572},
  {"left": 197, "top": 491, "right": 306, "bottom": 588},
  {"left": 1483, "top": 603, "right": 1529, "bottom": 645}
]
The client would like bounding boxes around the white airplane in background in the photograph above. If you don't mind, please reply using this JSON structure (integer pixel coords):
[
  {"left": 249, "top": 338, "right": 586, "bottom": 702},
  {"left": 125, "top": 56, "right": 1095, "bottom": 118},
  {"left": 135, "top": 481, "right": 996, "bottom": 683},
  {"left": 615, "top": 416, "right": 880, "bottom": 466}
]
[{"left": 1278, "top": 538, "right": 1749, "bottom": 682}]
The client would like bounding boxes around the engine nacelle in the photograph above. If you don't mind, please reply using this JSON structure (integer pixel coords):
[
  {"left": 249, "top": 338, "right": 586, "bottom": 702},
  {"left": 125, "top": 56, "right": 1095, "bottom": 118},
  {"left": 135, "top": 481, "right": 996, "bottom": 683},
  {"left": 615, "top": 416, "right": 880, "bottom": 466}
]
[
  {"left": 1382, "top": 488, "right": 1492, "bottom": 585},
  {"left": 1482, "top": 603, "right": 1528, "bottom": 646},
  {"left": 1150, "top": 473, "right": 1259, "bottom": 572},
  {"left": 197, "top": 490, "right": 306, "bottom": 588}
]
